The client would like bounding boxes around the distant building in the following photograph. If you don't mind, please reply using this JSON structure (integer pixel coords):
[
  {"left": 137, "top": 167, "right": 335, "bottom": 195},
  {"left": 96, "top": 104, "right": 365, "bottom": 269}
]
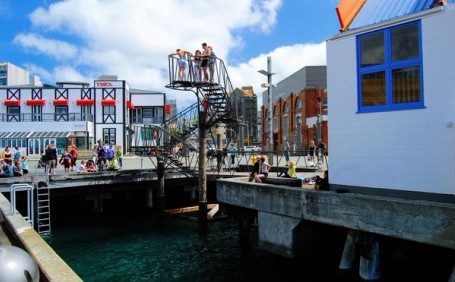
[
  {"left": 0, "top": 62, "right": 41, "bottom": 86},
  {"left": 0, "top": 75, "right": 165, "bottom": 156},
  {"left": 167, "top": 99, "right": 177, "bottom": 120},
  {"left": 261, "top": 66, "right": 327, "bottom": 152},
  {"left": 232, "top": 86, "right": 258, "bottom": 146}
]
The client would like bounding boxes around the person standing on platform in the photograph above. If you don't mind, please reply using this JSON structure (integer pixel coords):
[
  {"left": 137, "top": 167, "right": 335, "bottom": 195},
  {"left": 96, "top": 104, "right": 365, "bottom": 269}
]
[
  {"left": 284, "top": 140, "right": 291, "bottom": 162},
  {"left": 21, "top": 156, "right": 29, "bottom": 176},
  {"left": 170, "top": 49, "right": 192, "bottom": 80},
  {"left": 69, "top": 145, "right": 78, "bottom": 171},
  {"left": 45, "top": 144, "right": 58, "bottom": 175},
  {"left": 228, "top": 143, "right": 238, "bottom": 166},
  {"left": 116, "top": 147, "right": 123, "bottom": 168},
  {"left": 13, "top": 146, "right": 21, "bottom": 163}
]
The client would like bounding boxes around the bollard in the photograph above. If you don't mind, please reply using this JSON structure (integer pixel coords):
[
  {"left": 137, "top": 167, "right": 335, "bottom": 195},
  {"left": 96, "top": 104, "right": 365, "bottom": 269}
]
[{"left": 141, "top": 158, "right": 144, "bottom": 169}]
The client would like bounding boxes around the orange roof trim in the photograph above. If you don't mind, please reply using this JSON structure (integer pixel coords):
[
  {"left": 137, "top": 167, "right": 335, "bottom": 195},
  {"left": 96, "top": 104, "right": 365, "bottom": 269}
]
[{"left": 336, "top": 0, "right": 367, "bottom": 32}]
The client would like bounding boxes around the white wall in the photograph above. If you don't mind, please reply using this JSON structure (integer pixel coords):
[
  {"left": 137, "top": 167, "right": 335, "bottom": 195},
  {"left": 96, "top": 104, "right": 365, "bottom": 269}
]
[{"left": 327, "top": 7, "right": 455, "bottom": 195}]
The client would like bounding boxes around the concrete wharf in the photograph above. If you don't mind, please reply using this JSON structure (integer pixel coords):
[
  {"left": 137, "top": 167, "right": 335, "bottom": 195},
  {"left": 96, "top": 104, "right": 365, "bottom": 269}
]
[{"left": 216, "top": 177, "right": 455, "bottom": 281}]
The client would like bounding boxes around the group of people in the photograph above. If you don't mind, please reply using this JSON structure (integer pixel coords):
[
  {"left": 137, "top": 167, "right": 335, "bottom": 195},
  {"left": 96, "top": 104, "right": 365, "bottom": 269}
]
[
  {"left": 0, "top": 146, "right": 29, "bottom": 177},
  {"left": 91, "top": 142, "right": 122, "bottom": 172},
  {"left": 170, "top": 42, "right": 217, "bottom": 82},
  {"left": 248, "top": 155, "right": 272, "bottom": 183}
]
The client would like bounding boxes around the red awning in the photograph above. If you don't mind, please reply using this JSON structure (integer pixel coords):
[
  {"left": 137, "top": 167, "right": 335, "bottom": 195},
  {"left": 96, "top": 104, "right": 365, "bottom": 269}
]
[
  {"left": 101, "top": 99, "right": 116, "bottom": 106},
  {"left": 4, "top": 100, "right": 21, "bottom": 106},
  {"left": 126, "top": 101, "right": 135, "bottom": 109},
  {"left": 26, "top": 99, "right": 46, "bottom": 106},
  {"left": 53, "top": 99, "right": 69, "bottom": 106},
  {"left": 76, "top": 99, "right": 95, "bottom": 106}
]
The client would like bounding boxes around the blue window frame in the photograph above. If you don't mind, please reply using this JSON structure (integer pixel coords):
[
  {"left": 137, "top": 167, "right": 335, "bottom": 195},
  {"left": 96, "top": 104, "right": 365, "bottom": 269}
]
[{"left": 357, "top": 21, "right": 424, "bottom": 113}]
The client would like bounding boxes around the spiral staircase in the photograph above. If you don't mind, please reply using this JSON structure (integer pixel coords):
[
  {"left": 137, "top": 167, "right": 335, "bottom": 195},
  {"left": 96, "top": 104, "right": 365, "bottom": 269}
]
[{"left": 129, "top": 54, "right": 239, "bottom": 178}]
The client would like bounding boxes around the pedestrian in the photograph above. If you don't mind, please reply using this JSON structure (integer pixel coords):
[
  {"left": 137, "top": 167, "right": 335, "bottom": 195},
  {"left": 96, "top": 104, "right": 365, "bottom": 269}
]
[
  {"left": 284, "top": 140, "right": 290, "bottom": 162},
  {"left": 21, "top": 155, "right": 29, "bottom": 176},
  {"left": 107, "top": 145, "right": 115, "bottom": 165},
  {"left": 69, "top": 145, "right": 78, "bottom": 171},
  {"left": 308, "top": 140, "right": 316, "bottom": 165},
  {"left": 45, "top": 144, "right": 58, "bottom": 175},
  {"left": 116, "top": 147, "right": 123, "bottom": 168},
  {"left": 13, "top": 146, "right": 21, "bottom": 163},
  {"left": 228, "top": 143, "right": 238, "bottom": 165},
  {"left": 317, "top": 138, "right": 326, "bottom": 163},
  {"left": 59, "top": 149, "right": 72, "bottom": 174},
  {"left": 3, "top": 146, "right": 12, "bottom": 165}
]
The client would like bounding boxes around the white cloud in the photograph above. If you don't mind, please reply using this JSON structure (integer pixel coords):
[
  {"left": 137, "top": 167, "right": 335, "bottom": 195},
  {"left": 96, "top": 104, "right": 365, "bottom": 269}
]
[
  {"left": 14, "top": 0, "right": 326, "bottom": 109},
  {"left": 13, "top": 33, "right": 78, "bottom": 59}
]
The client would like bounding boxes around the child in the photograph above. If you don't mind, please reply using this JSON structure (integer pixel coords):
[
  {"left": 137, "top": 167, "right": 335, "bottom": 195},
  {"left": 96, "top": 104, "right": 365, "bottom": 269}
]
[
  {"left": 21, "top": 156, "right": 29, "bottom": 176},
  {"left": 76, "top": 160, "right": 87, "bottom": 173},
  {"left": 59, "top": 149, "right": 72, "bottom": 174},
  {"left": 87, "top": 160, "right": 96, "bottom": 172}
]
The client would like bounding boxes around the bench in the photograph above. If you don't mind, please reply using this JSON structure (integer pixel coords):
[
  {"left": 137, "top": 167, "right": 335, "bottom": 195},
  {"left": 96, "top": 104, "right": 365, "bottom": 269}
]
[{"left": 262, "top": 177, "right": 302, "bottom": 187}]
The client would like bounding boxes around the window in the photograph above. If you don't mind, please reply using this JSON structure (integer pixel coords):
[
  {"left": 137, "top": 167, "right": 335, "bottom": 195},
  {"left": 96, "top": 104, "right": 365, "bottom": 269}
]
[
  {"left": 55, "top": 106, "right": 68, "bottom": 121},
  {"left": 103, "top": 128, "right": 116, "bottom": 145},
  {"left": 295, "top": 98, "right": 302, "bottom": 109},
  {"left": 32, "top": 105, "right": 42, "bottom": 121},
  {"left": 7, "top": 106, "right": 20, "bottom": 122},
  {"left": 103, "top": 105, "right": 115, "bottom": 123},
  {"left": 357, "top": 21, "right": 423, "bottom": 113}
]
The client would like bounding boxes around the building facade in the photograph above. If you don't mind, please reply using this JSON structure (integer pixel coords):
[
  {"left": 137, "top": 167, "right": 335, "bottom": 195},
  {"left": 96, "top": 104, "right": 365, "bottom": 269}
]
[
  {"left": 0, "top": 62, "right": 41, "bottom": 86},
  {"left": 261, "top": 66, "right": 327, "bottom": 153},
  {"left": 0, "top": 77, "right": 165, "bottom": 157},
  {"left": 328, "top": 0, "right": 455, "bottom": 195},
  {"left": 233, "top": 86, "right": 258, "bottom": 146}
]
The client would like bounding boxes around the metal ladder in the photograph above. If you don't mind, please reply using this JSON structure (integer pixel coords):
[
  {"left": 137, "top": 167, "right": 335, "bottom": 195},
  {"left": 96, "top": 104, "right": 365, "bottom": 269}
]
[{"left": 36, "top": 182, "right": 51, "bottom": 235}]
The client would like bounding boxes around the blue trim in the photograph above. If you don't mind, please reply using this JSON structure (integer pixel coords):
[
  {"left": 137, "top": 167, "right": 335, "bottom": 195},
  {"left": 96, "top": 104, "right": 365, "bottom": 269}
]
[{"left": 356, "top": 20, "right": 424, "bottom": 113}]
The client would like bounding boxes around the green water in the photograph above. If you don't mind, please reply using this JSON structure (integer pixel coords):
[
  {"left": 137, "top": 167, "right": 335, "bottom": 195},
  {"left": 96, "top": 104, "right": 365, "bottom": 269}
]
[{"left": 45, "top": 212, "right": 333, "bottom": 282}]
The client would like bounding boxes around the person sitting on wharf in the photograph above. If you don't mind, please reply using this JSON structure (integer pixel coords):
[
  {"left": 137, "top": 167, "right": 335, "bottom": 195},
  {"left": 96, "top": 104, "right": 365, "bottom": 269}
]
[
  {"left": 87, "top": 160, "right": 96, "bottom": 172},
  {"left": 260, "top": 155, "right": 272, "bottom": 179},
  {"left": 277, "top": 161, "right": 298, "bottom": 178},
  {"left": 314, "top": 170, "right": 330, "bottom": 191},
  {"left": 0, "top": 160, "right": 13, "bottom": 177},
  {"left": 13, "top": 160, "right": 23, "bottom": 177},
  {"left": 249, "top": 157, "right": 262, "bottom": 183},
  {"left": 107, "top": 155, "right": 120, "bottom": 171},
  {"left": 76, "top": 160, "right": 87, "bottom": 173}
]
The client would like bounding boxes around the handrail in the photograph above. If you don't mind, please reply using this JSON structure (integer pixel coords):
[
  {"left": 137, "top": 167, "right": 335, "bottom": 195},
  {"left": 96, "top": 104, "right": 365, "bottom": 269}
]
[{"left": 10, "top": 183, "right": 35, "bottom": 226}]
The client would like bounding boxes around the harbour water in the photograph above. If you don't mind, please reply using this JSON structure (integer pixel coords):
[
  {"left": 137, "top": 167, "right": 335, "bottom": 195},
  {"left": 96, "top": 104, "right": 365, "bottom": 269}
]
[{"left": 44, "top": 208, "right": 344, "bottom": 282}]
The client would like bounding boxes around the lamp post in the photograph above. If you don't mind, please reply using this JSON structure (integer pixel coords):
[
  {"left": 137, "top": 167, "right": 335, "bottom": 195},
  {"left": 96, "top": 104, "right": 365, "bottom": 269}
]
[
  {"left": 258, "top": 56, "right": 275, "bottom": 165},
  {"left": 316, "top": 96, "right": 322, "bottom": 143},
  {"left": 296, "top": 115, "right": 302, "bottom": 151}
]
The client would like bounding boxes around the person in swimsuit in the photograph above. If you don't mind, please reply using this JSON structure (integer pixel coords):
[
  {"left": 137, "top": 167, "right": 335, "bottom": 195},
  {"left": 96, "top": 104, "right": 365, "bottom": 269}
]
[{"left": 170, "top": 49, "right": 192, "bottom": 80}]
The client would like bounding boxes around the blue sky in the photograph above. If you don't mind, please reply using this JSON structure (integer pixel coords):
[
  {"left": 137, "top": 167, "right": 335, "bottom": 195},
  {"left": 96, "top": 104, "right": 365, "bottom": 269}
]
[{"left": 0, "top": 0, "right": 341, "bottom": 108}]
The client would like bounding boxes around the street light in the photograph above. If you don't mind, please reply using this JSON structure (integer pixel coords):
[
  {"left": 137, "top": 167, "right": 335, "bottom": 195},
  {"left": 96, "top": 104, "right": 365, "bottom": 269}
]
[
  {"left": 258, "top": 56, "right": 275, "bottom": 164},
  {"left": 296, "top": 115, "right": 302, "bottom": 151}
]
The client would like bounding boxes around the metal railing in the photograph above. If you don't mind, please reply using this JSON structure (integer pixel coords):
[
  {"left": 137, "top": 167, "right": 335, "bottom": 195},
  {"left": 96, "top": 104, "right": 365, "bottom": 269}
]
[
  {"left": 0, "top": 112, "right": 94, "bottom": 122},
  {"left": 10, "top": 183, "right": 35, "bottom": 226}
]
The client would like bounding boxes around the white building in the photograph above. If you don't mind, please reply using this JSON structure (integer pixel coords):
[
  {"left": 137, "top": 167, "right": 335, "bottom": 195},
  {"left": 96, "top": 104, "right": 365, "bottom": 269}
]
[
  {"left": 327, "top": 0, "right": 455, "bottom": 196},
  {"left": 0, "top": 62, "right": 41, "bottom": 86},
  {"left": 0, "top": 77, "right": 166, "bottom": 157}
]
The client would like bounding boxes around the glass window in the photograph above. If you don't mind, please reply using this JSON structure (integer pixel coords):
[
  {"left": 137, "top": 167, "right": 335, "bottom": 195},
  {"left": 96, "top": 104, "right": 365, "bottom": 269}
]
[
  {"left": 360, "top": 32, "right": 384, "bottom": 67},
  {"left": 7, "top": 106, "right": 20, "bottom": 122},
  {"left": 357, "top": 21, "right": 423, "bottom": 112},
  {"left": 391, "top": 24, "right": 419, "bottom": 62}
]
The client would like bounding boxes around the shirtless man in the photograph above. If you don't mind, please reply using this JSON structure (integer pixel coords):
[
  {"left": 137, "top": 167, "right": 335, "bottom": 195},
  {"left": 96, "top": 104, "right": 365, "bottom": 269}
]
[
  {"left": 171, "top": 49, "right": 192, "bottom": 80},
  {"left": 201, "top": 43, "right": 211, "bottom": 82}
]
